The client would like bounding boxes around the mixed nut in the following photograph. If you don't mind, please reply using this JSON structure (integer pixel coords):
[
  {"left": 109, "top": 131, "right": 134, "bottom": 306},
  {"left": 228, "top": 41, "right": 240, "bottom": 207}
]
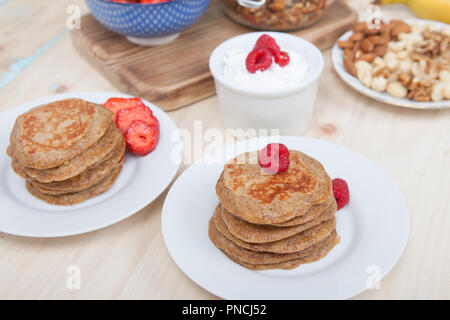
[{"left": 339, "top": 20, "right": 450, "bottom": 102}]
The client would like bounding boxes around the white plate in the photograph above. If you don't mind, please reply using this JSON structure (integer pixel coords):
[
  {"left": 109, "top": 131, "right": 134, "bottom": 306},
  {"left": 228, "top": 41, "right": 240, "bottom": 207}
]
[
  {"left": 162, "top": 136, "right": 409, "bottom": 299},
  {"left": 0, "top": 92, "right": 181, "bottom": 237},
  {"left": 332, "top": 18, "right": 450, "bottom": 109}
]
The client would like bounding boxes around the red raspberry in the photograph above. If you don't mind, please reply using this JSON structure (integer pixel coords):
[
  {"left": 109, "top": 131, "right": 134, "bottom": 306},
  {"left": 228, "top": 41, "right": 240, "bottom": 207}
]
[
  {"left": 125, "top": 120, "right": 159, "bottom": 156},
  {"left": 246, "top": 48, "right": 273, "bottom": 73},
  {"left": 258, "top": 143, "right": 290, "bottom": 174},
  {"left": 332, "top": 178, "right": 350, "bottom": 210},
  {"left": 254, "top": 34, "right": 281, "bottom": 58},
  {"left": 275, "top": 51, "right": 290, "bottom": 67},
  {"left": 104, "top": 97, "right": 145, "bottom": 119},
  {"left": 116, "top": 105, "right": 159, "bottom": 134}
]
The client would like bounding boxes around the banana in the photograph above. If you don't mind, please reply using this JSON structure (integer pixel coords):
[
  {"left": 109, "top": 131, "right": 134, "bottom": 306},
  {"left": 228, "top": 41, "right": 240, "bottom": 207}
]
[{"left": 374, "top": 0, "right": 450, "bottom": 24}]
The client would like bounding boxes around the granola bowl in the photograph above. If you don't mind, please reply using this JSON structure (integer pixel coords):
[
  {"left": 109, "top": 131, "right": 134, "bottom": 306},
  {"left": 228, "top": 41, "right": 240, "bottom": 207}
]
[
  {"left": 223, "top": 0, "right": 334, "bottom": 31},
  {"left": 332, "top": 18, "right": 450, "bottom": 109}
]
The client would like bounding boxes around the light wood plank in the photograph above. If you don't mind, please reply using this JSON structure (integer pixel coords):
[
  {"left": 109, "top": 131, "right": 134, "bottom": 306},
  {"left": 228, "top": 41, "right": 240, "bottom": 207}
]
[{"left": 0, "top": 0, "right": 448, "bottom": 300}]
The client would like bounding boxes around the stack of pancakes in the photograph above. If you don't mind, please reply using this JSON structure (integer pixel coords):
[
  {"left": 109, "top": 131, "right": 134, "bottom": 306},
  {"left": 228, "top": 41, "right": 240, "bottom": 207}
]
[
  {"left": 209, "top": 150, "right": 339, "bottom": 270},
  {"left": 7, "top": 98, "right": 125, "bottom": 205}
]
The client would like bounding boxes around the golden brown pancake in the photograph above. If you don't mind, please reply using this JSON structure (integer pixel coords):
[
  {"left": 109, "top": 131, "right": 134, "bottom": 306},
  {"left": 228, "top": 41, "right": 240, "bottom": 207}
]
[
  {"left": 209, "top": 217, "right": 338, "bottom": 265},
  {"left": 16, "top": 122, "right": 122, "bottom": 183},
  {"left": 26, "top": 138, "right": 126, "bottom": 194},
  {"left": 213, "top": 205, "right": 336, "bottom": 254},
  {"left": 216, "top": 150, "right": 332, "bottom": 224},
  {"left": 30, "top": 159, "right": 124, "bottom": 195},
  {"left": 270, "top": 197, "right": 334, "bottom": 227},
  {"left": 8, "top": 99, "right": 112, "bottom": 169},
  {"left": 25, "top": 164, "right": 123, "bottom": 206},
  {"left": 222, "top": 231, "right": 339, "bottom": 270},
  {"left": 221, "top": 199, "right": 337, "bottom": 243}
]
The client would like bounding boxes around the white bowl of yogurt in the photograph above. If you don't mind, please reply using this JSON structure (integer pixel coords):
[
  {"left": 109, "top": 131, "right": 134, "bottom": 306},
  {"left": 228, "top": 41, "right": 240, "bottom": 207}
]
[{"left": 209, "top": 32, "right": 324, "bottom": 135}]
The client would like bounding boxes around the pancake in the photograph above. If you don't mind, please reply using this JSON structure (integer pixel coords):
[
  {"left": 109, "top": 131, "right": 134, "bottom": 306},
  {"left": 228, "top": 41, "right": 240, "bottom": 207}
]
[
  {"left": 213, "top": 205, "right": 336, "bottom": 254},
  {"left": 8, "top": 99, "right": 112, "bottom": 169},
  {"left": 25, "top": 163, "right": 123, "bottom": 205},
  {"left": 209, "top": 217, "right": 338, "bottom": 265},
  {"left": 223, "top": 232, "right": 339, "bottom": 270},
  {"left": 221, "top": 199, "right": 337, "bottom": 243},
  {"left": 16, "top": 121, "right": 122, "bottom": 183},
  {"left": 28, "top": 137, "right": 126, "bottom": 194},
  {"left": 216, "top": 150, "right": 332, "bottom": 224},
  {"left": 270, "top": 197, "right": 334, "bottom": 227},
  {"left": 31, "top": 159, "right": 124, "bottom": 195}
]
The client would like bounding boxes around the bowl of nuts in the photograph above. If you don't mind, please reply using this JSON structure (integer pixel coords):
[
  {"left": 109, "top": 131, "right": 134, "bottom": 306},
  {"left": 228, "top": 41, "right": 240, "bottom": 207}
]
[
  {"left": 332, "top": 19, "right": 450, "bottom": 109},
  {"left": 223, "top": 0, "right": 334, "bottom": 31}
]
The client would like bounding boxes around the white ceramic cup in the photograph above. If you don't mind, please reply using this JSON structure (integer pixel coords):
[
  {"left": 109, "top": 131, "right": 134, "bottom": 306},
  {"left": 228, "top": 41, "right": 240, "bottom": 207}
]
[{"left": 209, "top": 32, "right": 324, "bottom": 136}]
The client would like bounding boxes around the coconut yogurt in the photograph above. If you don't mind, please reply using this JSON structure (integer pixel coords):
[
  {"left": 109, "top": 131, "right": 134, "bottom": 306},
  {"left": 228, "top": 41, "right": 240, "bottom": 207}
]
[{"left": 222, "top": 43, "right": 309, "bottom": 91}]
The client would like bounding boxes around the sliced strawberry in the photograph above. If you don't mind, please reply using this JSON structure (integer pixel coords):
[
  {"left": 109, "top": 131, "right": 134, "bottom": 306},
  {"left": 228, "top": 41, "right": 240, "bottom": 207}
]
[
  {"left": 125, "top": 120, "right": 159, "bottom": 156},
  {"left": 116, "top": 105, "right": 159, "bottom": 134},
  {"left": 104, "top": 97, "right": 146, "bottom": 119}
]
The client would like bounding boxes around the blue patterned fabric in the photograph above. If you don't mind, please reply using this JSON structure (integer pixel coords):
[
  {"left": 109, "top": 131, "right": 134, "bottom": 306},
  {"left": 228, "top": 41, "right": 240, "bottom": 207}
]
[{"left": 86, "top": 0, "right": 210, "bottom": 38}]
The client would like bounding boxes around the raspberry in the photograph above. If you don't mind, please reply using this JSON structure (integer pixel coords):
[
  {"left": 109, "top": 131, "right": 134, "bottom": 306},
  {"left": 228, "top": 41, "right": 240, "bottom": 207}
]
[
  {"left": 254, "top": 34, "right": 281, "bottom": 58},
  {"left": 258, "top": 143, "right": 290, "bottom": 174},
  {"left": 275, "top": 51, "right": 290, "bottom": 67},
  {"left": 125, "top": 120, "right": 159, "bottom": 156},
  {"left": 246, "top": 48, "right": 273, "bottom": 73},
  {"left": 332, "top": 178, "right": 350, "bottom": 210},
  {"left": 253, "top": 35, "right": 290, "bottom": 67},
  {"left": 104, "top": 97, "right": 145, "bottom": 119},
  {"left": 116, "top": 105, "right": 159, "bottom": 134}
]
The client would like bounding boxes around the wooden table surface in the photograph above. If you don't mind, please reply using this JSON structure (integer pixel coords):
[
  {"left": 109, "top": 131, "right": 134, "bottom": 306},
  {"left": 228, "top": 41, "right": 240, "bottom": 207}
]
[{"left": 0, "top": 0, "right": 448, "bottom": 299}]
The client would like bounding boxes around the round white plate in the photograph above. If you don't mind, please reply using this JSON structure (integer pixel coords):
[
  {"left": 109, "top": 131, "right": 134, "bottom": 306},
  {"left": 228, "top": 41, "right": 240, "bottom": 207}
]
[
  {"left": 332, "top": 18, "right": 450, "bottom": 109},
  {"left": 162, "top": 136, "right": 409, "bottom": 299},
  {"left": 0, "top": 92, "right": 182, "bottom": 237}
]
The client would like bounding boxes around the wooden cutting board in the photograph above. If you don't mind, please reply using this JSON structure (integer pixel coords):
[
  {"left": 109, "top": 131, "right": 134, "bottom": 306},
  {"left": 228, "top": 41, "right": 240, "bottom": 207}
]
[{"left": 71, "top": 0, "right": 357, "bottom": 111}]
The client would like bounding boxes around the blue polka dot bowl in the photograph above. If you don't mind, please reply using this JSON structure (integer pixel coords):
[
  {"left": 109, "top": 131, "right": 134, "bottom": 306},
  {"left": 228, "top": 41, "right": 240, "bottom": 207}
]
[{"left": 85, "top": 0, "right": 210, "bottom": 46}]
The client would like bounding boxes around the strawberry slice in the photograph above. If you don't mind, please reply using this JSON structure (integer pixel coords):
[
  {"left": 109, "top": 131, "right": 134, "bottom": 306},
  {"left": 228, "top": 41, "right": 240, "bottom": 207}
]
[
  {"left": 116, "top": 105, "right": 159, "bottom": 134},
  {"left": 104, "top": 97, "right": 146, "bottom": 119},
  {"left": 125, "top": 120, "right": 159, "bottom": 156}
]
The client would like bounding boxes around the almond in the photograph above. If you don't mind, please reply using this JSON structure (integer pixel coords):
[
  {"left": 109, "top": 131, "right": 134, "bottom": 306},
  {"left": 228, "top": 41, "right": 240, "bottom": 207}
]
[
  {"left": 338, "top": 40, "right": 354, "bottom": 49},
  {"left": 374, "top": 45, "right": 387, "bottom": 56},
  {"left": 367, "top": 35, "right": 385, "bottom": 45},
  {"left": 361, "top": 39, "right": 375, "bottom": 53},
  {"left": 349, "top": 32, "right": 364, "bottom": 42},
  {"left": 391, "top": 23, "right": 411, "bottom": 37},
  {"left": 352, "top": 22, "right": 366, "bottom": 33},
  {"left": 344, "top": 48, "right": 353, "bottom": 62},
  {"left": 381, "top": 31, "right": 391, "bottom": 44},
  {"left": 357, "top": 53, "right": 376, "bottom": 62},
  {"left": 386, "top": 20, "right": 402, "bottom": 31},
  {"left": 344, "top": 58, "right": 357, "bottom": 76}
]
